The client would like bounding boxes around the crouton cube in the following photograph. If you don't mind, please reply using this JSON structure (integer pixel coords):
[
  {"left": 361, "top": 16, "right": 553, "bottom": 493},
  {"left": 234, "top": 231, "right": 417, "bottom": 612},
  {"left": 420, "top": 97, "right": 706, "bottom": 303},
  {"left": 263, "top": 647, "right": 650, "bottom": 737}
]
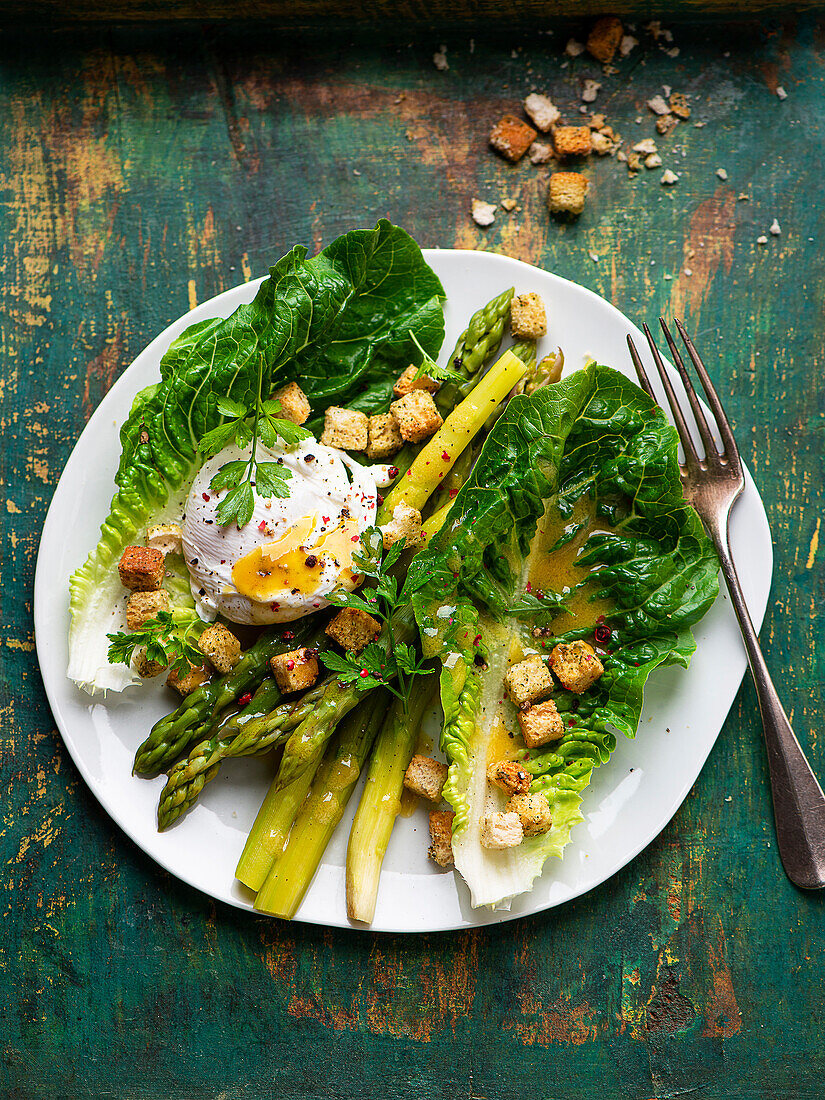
[
  {"left": 481, "top": 811, "right": 524, "bottom": 850},
  {"left": 548, "top": 172, "right": 589, "bottom": 217},
  {"left": 404, "top": 755, "right": 448, "bottom": 802},
  {"left": 428, "top": 810, "right": 455, "bottom": 868},
  {"left": 518, "top": 699, "right": 565, "bottom": 748},
  {"left": 586, "top": 15, "right": 623, "bottom": 64},
  {"left": 197, "top": 622, "right": 241, "bottom": 675},
  {"left": 118, "top": 545, "right": 165, "bottom": 591},
  {"left": 487, "top": 759, "right": 532, "bottom": 797},
  {"left": 591, "top": 130, "right": 616, "bottom": 156},
  {"left": 270, "top": 647, "right": 319, "bottom": 694},
  {"left": 272, "top": 382, "right": 311, "bottom": 425},
  {"left": 504, "top": 654, "right": 554, "bottom": 707},
  {"left": 489, "top": 115, "right": 538, "bottom": 163},
  {"left": 669, "top": 92, "right": 691, "bottom": 120},
  {"left": 366, "top": 413, "right": 404, "bottom": 461},
  {"left": 549, "top": 641, "right": 604, "bottom": 693},
  {"left": 146, "top": 524, "right": 182, "bottom": 556},
  {"left": 166, "top": 662, "right": 210, "bottom": 696},
  {"left": 325, "top": 607, "right": 381, "bottom": 653},
  {"left": 393, "top": 365, "right": 440, "bottom": 398},
  {"left": 389, "top": 391, "right": 443, "bottom": 444},
  {"left": 133, "top": 646, "right": 167, "bottom": 678},
  {"left": 380, "top": 504, "right": 424, "bottom": 550},
  {"left": 552, "top": 126, "right": 593, "bottom": 158},
  {"left": 510, "top": 294, "right": 547, "bottom": 341},
  {"left": 507, "top": 792, "right": 553, "bottom": 837},
  {"left": 126, "top": 590, "right": 170, "bottom": 631},
  {"left": 523, "top": 93, "right": 560, "bottom": 132},
  {"left": 319, "top": 406, "right": 369, "bottom": 452}
]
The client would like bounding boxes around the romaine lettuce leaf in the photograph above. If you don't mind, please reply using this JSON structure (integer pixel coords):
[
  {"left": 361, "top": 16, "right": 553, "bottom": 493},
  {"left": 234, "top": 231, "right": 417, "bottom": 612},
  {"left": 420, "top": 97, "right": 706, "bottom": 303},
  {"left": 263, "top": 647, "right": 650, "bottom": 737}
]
[
  {"left": 68, "top": 221, "right": 445, "bottom": 693},
  {"left": 406, "top": 364, "right": 719, "bottom": 907}
]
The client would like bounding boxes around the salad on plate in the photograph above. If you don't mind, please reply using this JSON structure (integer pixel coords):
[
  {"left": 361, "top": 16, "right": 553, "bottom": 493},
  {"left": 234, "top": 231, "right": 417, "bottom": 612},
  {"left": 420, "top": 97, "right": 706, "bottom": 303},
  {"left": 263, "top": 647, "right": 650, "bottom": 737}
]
[{"left": 67, "top": 221, "right": 719, "bottom": 922}]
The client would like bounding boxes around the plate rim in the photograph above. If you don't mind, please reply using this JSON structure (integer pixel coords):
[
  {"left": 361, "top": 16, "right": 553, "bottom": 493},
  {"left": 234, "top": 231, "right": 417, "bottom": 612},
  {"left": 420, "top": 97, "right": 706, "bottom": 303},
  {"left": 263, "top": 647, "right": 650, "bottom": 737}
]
[{"left": 34, "top": 247, "right": 773, "bottom": 932}]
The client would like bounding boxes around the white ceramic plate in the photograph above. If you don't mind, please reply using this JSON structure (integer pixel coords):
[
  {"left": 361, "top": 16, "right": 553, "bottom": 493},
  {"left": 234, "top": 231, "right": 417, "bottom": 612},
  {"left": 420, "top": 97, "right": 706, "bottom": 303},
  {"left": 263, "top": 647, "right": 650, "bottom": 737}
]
[{"left": 34, "top": 249, "right": 773, "bottom": 932}]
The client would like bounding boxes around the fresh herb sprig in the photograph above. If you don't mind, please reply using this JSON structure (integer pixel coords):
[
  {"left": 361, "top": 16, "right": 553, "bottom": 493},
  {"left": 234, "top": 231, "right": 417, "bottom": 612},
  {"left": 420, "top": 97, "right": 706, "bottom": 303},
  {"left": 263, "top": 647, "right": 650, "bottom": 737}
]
[
  {"left": 322, "top": 527, "right": 432, "bottom": 709},
  {"left": 409, "top": 332, "right": 465, "bottom": 387},
  {"left": 198, "top": 356, "right": 311, "bottom": 528},
  {"left": 107, "top": 611, "right": 203, "bottom": 677}
]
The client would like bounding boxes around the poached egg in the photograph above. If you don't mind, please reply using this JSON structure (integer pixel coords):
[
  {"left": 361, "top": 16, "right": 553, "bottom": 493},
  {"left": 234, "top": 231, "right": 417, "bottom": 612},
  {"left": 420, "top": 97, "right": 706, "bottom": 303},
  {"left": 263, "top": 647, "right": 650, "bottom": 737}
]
[{"left": 182, "top": 438, "right": 379, "bottom": 625}]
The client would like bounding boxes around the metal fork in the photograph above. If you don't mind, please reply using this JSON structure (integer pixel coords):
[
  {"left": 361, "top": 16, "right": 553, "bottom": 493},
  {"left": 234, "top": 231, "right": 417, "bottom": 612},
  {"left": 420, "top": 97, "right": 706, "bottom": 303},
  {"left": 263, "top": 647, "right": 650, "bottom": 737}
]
[{"left": 627, "top": 318, "right": 825, "bottom": 890}]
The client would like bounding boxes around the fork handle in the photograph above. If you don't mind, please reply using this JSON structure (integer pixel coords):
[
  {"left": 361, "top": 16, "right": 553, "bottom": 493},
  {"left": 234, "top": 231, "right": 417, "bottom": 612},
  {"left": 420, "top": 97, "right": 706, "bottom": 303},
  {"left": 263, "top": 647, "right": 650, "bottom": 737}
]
[{"left": 712, "top": 525, "right": 825, "bottom": 889}]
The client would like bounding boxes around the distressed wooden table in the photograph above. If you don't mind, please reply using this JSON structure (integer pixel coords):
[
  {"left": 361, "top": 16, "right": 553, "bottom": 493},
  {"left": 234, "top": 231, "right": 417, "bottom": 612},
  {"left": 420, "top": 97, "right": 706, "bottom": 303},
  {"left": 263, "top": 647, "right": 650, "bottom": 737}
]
[{"left": 3, "top": 14, "right": 824, "bottom": 1099}]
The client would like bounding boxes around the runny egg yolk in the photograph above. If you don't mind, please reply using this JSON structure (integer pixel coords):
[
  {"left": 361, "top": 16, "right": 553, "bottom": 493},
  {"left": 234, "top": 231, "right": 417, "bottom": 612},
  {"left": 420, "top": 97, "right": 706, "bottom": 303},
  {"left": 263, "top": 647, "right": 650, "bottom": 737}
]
[{"left": 231, "top": 515, "right": 361, "bottom": 603}]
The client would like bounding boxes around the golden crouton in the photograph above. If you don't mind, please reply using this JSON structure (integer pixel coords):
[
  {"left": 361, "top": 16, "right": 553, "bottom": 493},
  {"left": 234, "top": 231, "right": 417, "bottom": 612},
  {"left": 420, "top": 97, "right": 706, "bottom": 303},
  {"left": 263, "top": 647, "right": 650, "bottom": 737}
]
[
  {"left": 146, "top": 524, "right": 182, "bottom": 556},
  {"left": 389, "top": 391, "right": 443, "bottom": 444},
  {"left": 487, "top": 759, "right": 532, "bottom": 796},
  {"left": 366, "top": 413, "right": 404, "bottom": 461},
  {"left": 549, "top": 641, "right": 604, "bottom": 694},
  {"left": 319, "top": 406, "right": 369, "bottom": 451},
  {"left": 481, "top": 811, "right": 524, "bottom": 850},
  {"left": 504, "top": 654, "right": 554, "bottom": 707},
  {"left": 126, "top": 590, "right": 170, "bottom": 631},
  {"left": 518, "top": 699, "right": 565, "bottom": 748},
  {"left": 548, "top": 172, "right": 589, "bottom": 217},
  {"left": 380, "top": 504, "right": 424, "bottom": 550},
  {"left": 393, "top": 365, "right": 440, "bottom": 398},
  {"left": 118, "top": 545, "right": 165, "bottom": 591},
  {"left": 586, "top": 15, "right": 623, "bottom": 64},
  {"left": 428, "top": 810, "right": 455, "bottom": 868},
  {"left": 198, "top": 622, "right": 241, "bottom": 675},
  {"left": 669, "top": 92, "right": 691, "bottom": 120},
  {"left": 489, "top": 115, "right": 538, "bottom": 163},
  {"left": 167, "top": 662, "right": 211, "bottom": 696},
  {"left": 552, "top": 126, "right": 593, "bottom": 158},
  {"left": 325, "top": 607, "right": 382, "bottom": 653},
  {"left": 507, "top": 792, "right": 553, "bottom": 837},
  {"left": 510, "top": 294, "right": 547, "bottom": 341},
  {"left": 270, "top": 647, "right": 319, "bottom": 694},
  {"left": 272, "top": 381, "right": 311, "bottom": 425},
  {"left": 404, "top": 755, "right": 448, "bottom": 802},
  {"left": 133, "top": 646, "right": 167, "bottom": 678}
]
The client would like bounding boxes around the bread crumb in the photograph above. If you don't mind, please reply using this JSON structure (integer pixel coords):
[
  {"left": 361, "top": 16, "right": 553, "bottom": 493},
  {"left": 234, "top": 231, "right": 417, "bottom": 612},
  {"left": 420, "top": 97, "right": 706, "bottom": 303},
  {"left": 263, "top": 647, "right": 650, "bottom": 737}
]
[
  {"left": 433, "top": 46, "right": 449, "bottom": 71},
  {"left": 716, "top": 168, "right": 729, "bottom": 180},
  {"left": 565, "top": 38, "right": 585, "bottom": 56},
  {"left": 471, "top": 198, "right": 496, "bottom": 227},
  {"left": 684, "top": 268, "right": 693, "bottom": 276},
  {"left": 776, "top": 85, "right": 788, "bottom": 100},
  {"left": 528, "top": 141, "right": 554, "bottom": 165},
  {"left": 523, "top": 93, "right": 560, "bottom": 132},
  {"left": 645, "top": 153, "right": 662, "bottom": 168},
  {"left": 669, "top": 92, "right": 690, "bottom": 119},
  {"left": 757, "top": 235, "right": 768, "bottom": 245},
  {"left": 770, "top": 219, "right": 781, "bottom": 236},
  {"left": 656, "top": 114, "right": 678, "bottom": 136},
  {"left": 661, "top": 168, "right": 679, "bottom": 185},
  {"left": 620, "top": 34, "right": 638, "bottom": 56},
  {"left": 501, "top": 197, "right": 517, "bottom": 211},
  {"left": 647, "top": 95, "right": 670, "bottom": 116},
  {"left": 582, "top": 79, "right": 601, "bottom": 103},
  {"left": 633, "top": 138, "right": 658, "bottom": 155},
  {"left": 588, "top": 250, "right": 600, "bottom": 263}
]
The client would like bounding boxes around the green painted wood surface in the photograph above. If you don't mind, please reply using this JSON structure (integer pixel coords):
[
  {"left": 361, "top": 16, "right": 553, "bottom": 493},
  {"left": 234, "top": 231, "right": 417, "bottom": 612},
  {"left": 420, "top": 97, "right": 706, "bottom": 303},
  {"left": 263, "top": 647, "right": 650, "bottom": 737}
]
[{"left": 2, "top": 16, "right": 824, "bottom": 1100}]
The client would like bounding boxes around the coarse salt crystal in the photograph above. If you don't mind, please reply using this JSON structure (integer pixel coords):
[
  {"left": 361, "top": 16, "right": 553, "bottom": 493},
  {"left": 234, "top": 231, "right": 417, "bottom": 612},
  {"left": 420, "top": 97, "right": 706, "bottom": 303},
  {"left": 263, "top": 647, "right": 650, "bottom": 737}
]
[{"left": 770, "top": 218, "right": 781, "bottom": 236}]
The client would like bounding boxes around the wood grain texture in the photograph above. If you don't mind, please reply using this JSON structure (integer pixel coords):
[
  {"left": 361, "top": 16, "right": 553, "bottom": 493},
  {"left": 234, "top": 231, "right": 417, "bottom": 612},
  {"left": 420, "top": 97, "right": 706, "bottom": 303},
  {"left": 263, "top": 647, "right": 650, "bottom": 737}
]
[{"left": 2, "top": 16, "right": 825, "bottom": 1100}]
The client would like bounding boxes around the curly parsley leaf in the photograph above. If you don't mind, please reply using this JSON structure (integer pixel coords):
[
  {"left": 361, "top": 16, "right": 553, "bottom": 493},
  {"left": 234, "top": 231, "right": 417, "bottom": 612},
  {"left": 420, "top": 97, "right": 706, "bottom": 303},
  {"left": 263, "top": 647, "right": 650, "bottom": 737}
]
[
  {"left": 410, "top": 331, "right": 464, "bottom": 386},
  {"left": 107, "top": 610, "right": 203, "bottom": 677}
]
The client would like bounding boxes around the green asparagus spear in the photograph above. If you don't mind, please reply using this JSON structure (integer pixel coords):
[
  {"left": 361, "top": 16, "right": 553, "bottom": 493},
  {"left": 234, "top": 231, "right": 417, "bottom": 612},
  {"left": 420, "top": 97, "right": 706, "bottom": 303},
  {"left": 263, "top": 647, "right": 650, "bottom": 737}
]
[
  {"left": 346, "top": 677, "right": 436, "bottom": 924},
  {"left": 436, "top": 288, "right": 514, "bottom": 411},
  {"left": 253, "top": 691, "right": 388, "bottom": 915},
  {"left": 378, "top": 349, "right": 528, "bottom": 522},
  {"left": 134, "top": 620, "right": 319, "bottom": 775}
]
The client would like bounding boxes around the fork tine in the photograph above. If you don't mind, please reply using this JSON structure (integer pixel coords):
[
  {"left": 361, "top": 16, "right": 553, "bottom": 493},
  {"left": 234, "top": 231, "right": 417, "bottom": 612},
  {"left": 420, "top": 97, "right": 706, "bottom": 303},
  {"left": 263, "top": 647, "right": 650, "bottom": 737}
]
[
  {"left": 641, "top": 323, "right": 701, "bottom": 468},
  {"left": 626, "top": 335, "right": 655, "bottom": 398},
  {"left": 658, "top": 318, "right": 719, "bottom": 460},
  {"left": 674, "top": 318, "right": 742, "bottom": 472}
]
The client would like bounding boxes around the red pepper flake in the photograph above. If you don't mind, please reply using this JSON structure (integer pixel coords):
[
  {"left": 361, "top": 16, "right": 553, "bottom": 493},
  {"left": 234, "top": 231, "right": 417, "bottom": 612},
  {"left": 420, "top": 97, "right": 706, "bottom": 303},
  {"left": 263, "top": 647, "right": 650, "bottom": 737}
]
[
  {"left": 323, "top": 516, "right": 330, "bottom": 524},
  {"left": 377, "top": 494, "right": 384, "bottom": 505},
  {"left": 406, "top": 469, "right": 412, "bottom": 477},
  {"left": 238, "top": 692, "right": 252, "bottom": 706},
  {"left": 526, "top": 581, "right": 532, "bottom": 593},
  {"left": 568, "top": 718, "right": 577, "bottom": 727},
  {"left": 360, "top": 669, "right": 369, "bottom": 678},
  {"left": 441, "top": 450, "right": 450, "bottom": 461},
  {"left": 258, "top": 520, "right": 267, "bottom": 532},
  {"left": 271, "top": 602, "right": 280, "bottom": 610},
  {"left": 473, "top": 634, "right": 482, "bottom": 647},
  {"left": 202, "top": 492, "right": 210, "bottom": 502},
  {"left": 283, "top": 630, "right": 294, "bottom": 640},
  {"left": 351, "top": 535, "right": 360, "bottom": 542},
  {"left": 448, "top": 488, "right": 458, "bottom": 498},
  {"left": 388, "top": 466, "right": 399, "bottom": 479},
  {"left": 594, "top": 624, "right": 611, "bottom": 645},
  {"left": 286, "top": 660, "right": 295, "bottom": 671}
]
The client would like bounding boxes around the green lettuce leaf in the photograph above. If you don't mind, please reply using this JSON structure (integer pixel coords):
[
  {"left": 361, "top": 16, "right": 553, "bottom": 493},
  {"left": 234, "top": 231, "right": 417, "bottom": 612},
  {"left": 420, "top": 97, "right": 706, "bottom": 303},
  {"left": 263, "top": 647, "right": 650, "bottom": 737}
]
[
  {"left": 406, "top": 364, "right": 719, "bottom": 907},
  {"left": 68, "top": 221, "right": 445, "bottom": 693}
]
